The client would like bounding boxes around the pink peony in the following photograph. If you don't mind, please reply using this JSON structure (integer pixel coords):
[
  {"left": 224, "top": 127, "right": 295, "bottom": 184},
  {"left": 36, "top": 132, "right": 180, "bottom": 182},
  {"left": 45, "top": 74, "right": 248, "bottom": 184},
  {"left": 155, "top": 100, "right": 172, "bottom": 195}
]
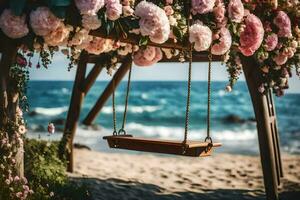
[
  {"left": 211, "top": 27, "right": 232, "bottom": 55},
  {"left": 264, "top": 33, "right": 278, "bottom": 51},
  {"left": 82, "top": 14, "right": 102, "bottom": 30},
  {"left": 239, "top": 14, "right": 264, "bottom": 56},
  {"left": 30, "top": 7, "right": 61, "bottom": 36},
  {"left": 228, "top": 0, "right": 244, "bottom": 23},
  {"left": 189, "top": 22, "right": 212, "bottom": 52},
  {"left": 191, "top": 0, "right": 216, "bottom": 15},
  {"left": 164, "top": 6, "right": 174, "bottom": 16},
  {"left": 133, "top": 46, "right": 163, "bottom": 66},
  {"left": 135, "top": 1, "right": 170, "bottom": 44},
  {"left": 213, "top": 0, "right": 226, "bottom": 24},
  {"left": 75, "top": 0, "right": 105, "bottom": 15},
  {"left": 84, "top": 37, "right": 114, "bottom": 54},
  {"left": 106, "top": 0, "right": 122, "bottom": 20},
  {"left": 273, "top": 53, "right": 288, "bottom": 65},
  {"left": 0, "top": 9, "right": 29, "bottom": 39},
  {"left": 273, "top": 11, "right": 292, "bottom": 38},
  {"left": 44, "top": 24, "right": 72, "bottom": 46}
]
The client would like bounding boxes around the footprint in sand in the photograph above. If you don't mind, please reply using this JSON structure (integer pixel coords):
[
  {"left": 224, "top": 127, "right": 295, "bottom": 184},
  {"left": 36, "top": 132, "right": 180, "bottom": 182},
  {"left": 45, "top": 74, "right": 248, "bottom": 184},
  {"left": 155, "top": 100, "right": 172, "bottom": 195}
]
[{"left": 160, "top": 174, "right": 168, "bottom": 179}]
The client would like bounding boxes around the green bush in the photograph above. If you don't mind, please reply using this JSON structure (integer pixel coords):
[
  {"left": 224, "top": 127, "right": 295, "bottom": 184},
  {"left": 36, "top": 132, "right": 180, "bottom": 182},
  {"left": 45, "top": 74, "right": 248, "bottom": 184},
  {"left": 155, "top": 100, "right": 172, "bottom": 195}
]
[{"left": 24, "top": 139, "right": 90, "bottom": 200}]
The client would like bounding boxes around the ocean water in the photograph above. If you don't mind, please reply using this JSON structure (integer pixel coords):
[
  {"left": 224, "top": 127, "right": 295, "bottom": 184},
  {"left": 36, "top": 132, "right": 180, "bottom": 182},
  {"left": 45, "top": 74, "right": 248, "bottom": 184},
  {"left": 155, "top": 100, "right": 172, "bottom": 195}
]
[{"left": 25, "top": 81, "right": 300, "bottom": 155}]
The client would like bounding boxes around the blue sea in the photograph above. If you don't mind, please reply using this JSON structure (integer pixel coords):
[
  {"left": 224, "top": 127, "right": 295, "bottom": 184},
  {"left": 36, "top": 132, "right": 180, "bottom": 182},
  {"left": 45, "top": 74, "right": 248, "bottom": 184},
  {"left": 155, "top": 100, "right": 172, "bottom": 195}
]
[{"left": 25, "top": 81, "right": 300, "bottom": 155}]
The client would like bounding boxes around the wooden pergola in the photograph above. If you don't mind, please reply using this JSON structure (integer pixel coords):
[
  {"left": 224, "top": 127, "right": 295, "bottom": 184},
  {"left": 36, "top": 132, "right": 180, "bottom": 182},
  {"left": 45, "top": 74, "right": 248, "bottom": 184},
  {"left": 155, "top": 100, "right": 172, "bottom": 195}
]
[
  {"left": 0, "top": 1, "right": 284, "bottom": 199},
  {"left": 58, "top": 30, "right": 283, "bottom": 200}
]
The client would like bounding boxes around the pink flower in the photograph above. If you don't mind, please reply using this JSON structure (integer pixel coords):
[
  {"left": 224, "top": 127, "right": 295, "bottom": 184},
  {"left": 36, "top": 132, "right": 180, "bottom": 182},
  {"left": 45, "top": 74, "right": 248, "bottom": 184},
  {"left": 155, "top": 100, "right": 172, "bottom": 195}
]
[
  {"left": 84, "top": 37, "right": 114, "bottom": 54},
  {"left": 135, "top": 1, "right": 170, "bottom": 44},
  {"left": 82, "top": 14, "right": 102, "bottom": 30},
  {"left": 264, "top": 33, "right": 278, "bottom": 51},
  {"left": 30, "top": 7, "right": 61, "bottom": 36},
  {"left": 211, "top": 27, "right": 232, "bottom": 55},
  {"left": 16, "top": 55, "right": 27, "bottom": 67},
  {"left": 16, "top": 192, "right": 23, "bottom": 198},
  {"left": 164, "top": 6, "right": 174, "bottom": 16},
  {"left": 14, "top": 176, "right": 20, "bottom": 182},
  {"left": 75, "top": 0, "right": 105, "bottom": 15},
  {"left": 191, "top": 0, "right": 215, "bottom": 15},
  {"left": 273, "top": 11, "right": 292, "bottom": 38},
  {"left": 228, "top": 0, "right": 244, "bottom": 23},
  {"left": 133, "top": 46, "right": 163, "bottom": 66},
  {"left": 165, "top": 0, "right": 173, "bottom": 4},
  {"left": 0, "top": 9, "right": 29, "bottom": 39},
  {"left": 44, "top": 24, "right": 72, "bottom": 46},
  {"left": 273, "top": 53, "right": 288, "bottom": 65},
  {"left": 189, "top": 22, "right": 212, "bottom": 52},
  {"left": 106, "top": 0, "right": 122, "bottom": 20},
  {"left": 213, "top": 1, "right": 225, "bottom": 24},
  {"left": 47, "top": 123, "right": 55, "bottom": 135},
  {"left": 239, "top": 14, "right": 264, "bottom": 56}
]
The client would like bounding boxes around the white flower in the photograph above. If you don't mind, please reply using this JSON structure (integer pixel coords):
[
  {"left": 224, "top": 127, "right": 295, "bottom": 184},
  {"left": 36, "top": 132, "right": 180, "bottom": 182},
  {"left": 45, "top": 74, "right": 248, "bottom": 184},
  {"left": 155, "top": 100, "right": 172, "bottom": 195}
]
[{"left": 189, "top": 22, "right": 212, "bottom": 51}]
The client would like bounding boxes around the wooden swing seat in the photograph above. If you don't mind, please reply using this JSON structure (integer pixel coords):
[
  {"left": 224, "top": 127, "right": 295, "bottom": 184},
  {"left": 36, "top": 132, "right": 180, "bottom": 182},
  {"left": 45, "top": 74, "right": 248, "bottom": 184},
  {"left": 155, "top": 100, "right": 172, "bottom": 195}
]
[{"left": 103, "top": 135, "right": 221, "bottom": 157}]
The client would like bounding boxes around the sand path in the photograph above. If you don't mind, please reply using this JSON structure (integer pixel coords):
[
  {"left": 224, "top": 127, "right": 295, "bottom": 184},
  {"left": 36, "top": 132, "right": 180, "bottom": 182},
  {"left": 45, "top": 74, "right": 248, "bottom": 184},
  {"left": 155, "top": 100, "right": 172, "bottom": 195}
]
[{"left": 70, "top": 149, "right": 300, "bottom": 200}]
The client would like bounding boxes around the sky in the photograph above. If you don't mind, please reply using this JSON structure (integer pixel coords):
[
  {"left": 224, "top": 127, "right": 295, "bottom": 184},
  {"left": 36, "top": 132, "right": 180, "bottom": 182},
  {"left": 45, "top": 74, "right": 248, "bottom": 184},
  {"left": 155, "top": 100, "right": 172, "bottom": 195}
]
[{"left": 25, "top": 52, "right": 300, "bottom": 93}]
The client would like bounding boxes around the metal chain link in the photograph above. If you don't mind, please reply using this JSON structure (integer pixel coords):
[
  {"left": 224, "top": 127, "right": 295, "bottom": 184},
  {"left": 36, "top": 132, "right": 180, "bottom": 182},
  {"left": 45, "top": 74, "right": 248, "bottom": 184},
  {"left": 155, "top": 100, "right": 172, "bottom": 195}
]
[
  {"left": 205, "top": 53, "right": 213, "bottom": 143},
  {"left": 119, "top": 62, "right": 132, "bottom": 135}
]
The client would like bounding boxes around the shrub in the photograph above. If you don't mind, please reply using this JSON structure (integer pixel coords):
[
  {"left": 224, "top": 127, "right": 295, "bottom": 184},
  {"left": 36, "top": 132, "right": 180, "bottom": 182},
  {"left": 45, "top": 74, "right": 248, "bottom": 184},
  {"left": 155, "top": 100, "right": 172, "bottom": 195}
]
[{"left": 24, "top": 139, "right": 90, "bottom": 200}]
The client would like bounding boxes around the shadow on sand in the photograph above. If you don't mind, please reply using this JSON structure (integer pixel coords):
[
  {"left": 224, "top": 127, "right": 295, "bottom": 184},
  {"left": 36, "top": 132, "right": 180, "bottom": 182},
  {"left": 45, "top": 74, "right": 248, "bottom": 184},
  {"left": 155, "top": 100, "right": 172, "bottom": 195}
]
[{"left": 70, "top": 177, "right": 300, "bottom": 200}]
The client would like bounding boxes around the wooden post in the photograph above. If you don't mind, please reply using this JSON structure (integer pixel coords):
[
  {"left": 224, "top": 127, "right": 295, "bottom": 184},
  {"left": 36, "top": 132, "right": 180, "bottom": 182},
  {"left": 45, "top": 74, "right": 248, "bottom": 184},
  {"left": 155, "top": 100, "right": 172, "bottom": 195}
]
[
  {"left": 242, "top": 57, "right": 280, "bottom": 200},
  {"left": 81, "top": 63, "right": 103, "bottom": 94},
  {"left": 0, "top": 43, "right": 23, "bottom": 177},
  {"left": 60, "top": 51, "right": 88, "bottom": 172},
  {"left": 83, "top": 55, "right": 132, "bottom": 125}
]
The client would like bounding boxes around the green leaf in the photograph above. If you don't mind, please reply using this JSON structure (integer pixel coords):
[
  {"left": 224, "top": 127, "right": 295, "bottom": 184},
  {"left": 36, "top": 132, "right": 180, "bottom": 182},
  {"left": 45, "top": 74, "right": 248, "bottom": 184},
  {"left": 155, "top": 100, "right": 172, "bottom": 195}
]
[
  {"left": 139, "top": 36, "right": 149, "bottom": 46},
  {"left": 106, "top": 20, "right": 115, "bottom": 35},
  {"left": 173, "top": 26, "right": 183, "bottom": 41},
  {"left": 51, "top": 6, "right": 67, "bottom": 19},
  {"left": 9, "top": 0, "right": 26, "bottom": 16}
]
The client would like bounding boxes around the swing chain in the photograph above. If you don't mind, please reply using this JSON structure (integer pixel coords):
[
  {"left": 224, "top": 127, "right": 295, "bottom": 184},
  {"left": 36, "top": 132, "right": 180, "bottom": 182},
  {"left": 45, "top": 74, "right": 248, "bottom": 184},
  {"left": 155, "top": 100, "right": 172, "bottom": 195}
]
[
  {"left": 183, "top": 11, "right": 193, "bottom": 146},
  {"left": 112, "top": 79, "right": 117, "bottom": 135},
  {"left": 118, "top": 61, "right": 132, "bottom": 135},
  {"left": 205, "top": 53, "right": 213, "bottom": 144}
]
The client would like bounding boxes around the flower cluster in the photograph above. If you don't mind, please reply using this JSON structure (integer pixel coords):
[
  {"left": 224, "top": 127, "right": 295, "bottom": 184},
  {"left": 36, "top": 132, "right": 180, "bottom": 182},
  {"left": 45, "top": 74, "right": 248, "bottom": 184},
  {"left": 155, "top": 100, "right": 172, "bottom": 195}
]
[
  {"left": 225, "top": 0, "right": 300, "bottom": 95},
  {"left": 0, "top": 0, "right": 298, "bottom": 94}
]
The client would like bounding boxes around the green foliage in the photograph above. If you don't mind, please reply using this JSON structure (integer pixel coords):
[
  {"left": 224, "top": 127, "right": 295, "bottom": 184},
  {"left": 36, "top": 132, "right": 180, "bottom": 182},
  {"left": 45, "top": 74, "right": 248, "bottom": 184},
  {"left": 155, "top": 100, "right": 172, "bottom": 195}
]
[
  {"left": 24, "top": 139, "right": 90, "bottom": 200},
  {"left": 139, "top": 36, "right": 149, "bottom": 46}
]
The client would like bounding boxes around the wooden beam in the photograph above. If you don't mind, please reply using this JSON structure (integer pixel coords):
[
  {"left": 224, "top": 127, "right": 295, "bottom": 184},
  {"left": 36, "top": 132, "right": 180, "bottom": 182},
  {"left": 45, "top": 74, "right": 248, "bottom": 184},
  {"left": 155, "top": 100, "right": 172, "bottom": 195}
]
[
  {"left": 242, "top": 56, "right": 279, "bottom": 200},
  {"left": 87, "top": 52, "right": 222, "bottom": 64},
  {"left": 83, "top": 55, "right": 132, "bottom": 125},
  {"left": 60, "top": 51, "right": 88, "bottom": 172},
  {"left": 266, "top": 89, "right": 284, "bottom": 179},
  {"left": 80, "top": 63, "right": 104, "bottom": 94}
]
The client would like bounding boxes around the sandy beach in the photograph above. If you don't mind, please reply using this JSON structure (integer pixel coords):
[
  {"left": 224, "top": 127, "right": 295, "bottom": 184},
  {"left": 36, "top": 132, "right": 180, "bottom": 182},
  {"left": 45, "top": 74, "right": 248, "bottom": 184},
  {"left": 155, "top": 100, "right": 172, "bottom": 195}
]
[{"left": 70, "top": 149, "right": 300, "bottom": 200}]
